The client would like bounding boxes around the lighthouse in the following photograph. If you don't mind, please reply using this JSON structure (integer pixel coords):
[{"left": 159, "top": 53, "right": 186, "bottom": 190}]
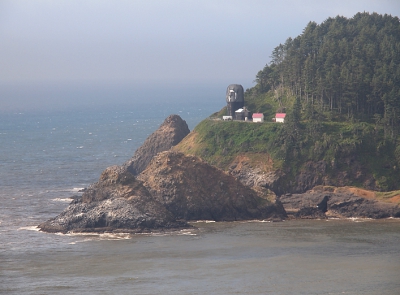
[{"left": 226, "top": 84, "right": 244, "bottom": 117}]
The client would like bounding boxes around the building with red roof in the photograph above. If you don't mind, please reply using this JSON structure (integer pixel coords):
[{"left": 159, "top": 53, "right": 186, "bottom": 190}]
[
  {"left": 275, "top": 113, "right": 286, "bottom": 123},
  {"left": 252, "top": 113, "right": 264, "bottom": 123}
]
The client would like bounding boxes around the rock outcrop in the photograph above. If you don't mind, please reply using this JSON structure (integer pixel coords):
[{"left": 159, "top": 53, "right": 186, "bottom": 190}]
[
  {"left": 228, "top": 158, "right": 380, "bottom": 197},
  {"left": 138, "top": 151, "right": 286, "bottom": 221},
  {"left": 228, "top": 157, "right": 285, "bottom": 196},
  {"left": 279, "top": 186, "right": 400, "bottom": 219},
  {"left": 38, "top": 166, "right": 189, "bottom": 233},
  {"left": 39, "top": 152, "right": 286, "bottom": 234},
  {"left": 123, "top": 115, "right": 190, "bottom": 175}
]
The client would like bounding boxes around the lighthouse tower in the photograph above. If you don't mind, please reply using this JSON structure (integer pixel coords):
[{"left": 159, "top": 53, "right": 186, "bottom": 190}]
[{"left": 226, "top": 84, "right": 244, "bottom": 117}]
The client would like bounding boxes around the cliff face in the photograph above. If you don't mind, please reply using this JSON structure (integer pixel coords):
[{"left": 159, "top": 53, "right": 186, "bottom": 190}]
[
  {"left": 231, "top": 158, "right": 379, "bottom": 197},
  {"left": 123, "top": 115, "right": 190, "bottom": 175},
  {"left": 138, "top": 151, "right": 285, "bottom": 221}
]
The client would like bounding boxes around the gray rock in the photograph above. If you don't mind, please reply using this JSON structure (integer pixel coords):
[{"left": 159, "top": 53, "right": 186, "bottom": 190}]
[
  {"left": 39, "top": 165, "right": 189, "bottom": 233},
  {"left": 280, "top": 191, "right": 400, "bottom": 219},
  {"left": 138, "top": 151, "right": 286, "bottom": 221},
  {"left": 123, "top": 115, "right": 190, "bottom": 175}
]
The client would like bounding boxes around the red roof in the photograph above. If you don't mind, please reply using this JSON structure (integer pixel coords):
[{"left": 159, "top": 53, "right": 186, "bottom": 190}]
[
  {"left": 275, "top": 113, "right": 286, "bottom": 118},
  {"left": 252, "top": 113, "right": 264, "bottom": 118}
]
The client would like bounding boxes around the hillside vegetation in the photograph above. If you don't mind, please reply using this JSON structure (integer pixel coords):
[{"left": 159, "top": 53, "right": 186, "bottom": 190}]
[{"left": 176, "top": 12, "right": 400, "bottom": 193}]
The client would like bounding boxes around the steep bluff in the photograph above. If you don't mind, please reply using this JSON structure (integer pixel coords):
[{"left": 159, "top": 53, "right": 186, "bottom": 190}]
[
  {"left": 123, "top": 114, "right": 190, "bottom": 175},
  {"left": 138, "top": 151, "right": 285, "bottom": 221}
]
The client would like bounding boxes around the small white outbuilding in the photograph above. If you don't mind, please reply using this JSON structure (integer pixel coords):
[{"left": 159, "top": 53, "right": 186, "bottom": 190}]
[
  {"left": 275, "top": 113, "right": 286, "bottom": 123},
  {"left": 223, "top": 116, "right": 232, "bottom": 121},
  {"left": 252, "top": 113, "right": 264, "bottom": 123}
]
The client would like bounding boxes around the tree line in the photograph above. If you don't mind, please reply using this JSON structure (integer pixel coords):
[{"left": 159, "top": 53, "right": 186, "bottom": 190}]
[{"left": 253, "top": 12, "right": 400, "bottom": 139}]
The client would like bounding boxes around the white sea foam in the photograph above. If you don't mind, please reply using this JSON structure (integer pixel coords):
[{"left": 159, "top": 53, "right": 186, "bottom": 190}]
[
  {"left": 192, "top": 220, "right": 215, "bottom": 223},
  {"left": 133, "top": 232, "right": 166, "bottom": 237},
  {"left": 18, "top": 226, "right": 40, "bottom": 231},
  {"left": 347, "top": 217, "right": 372, "bottom": 222},
  {"left": 63, "top": 232, "right": 99, "bottom": 237},
  {"left": 71, "top": 187, "right": 84, "bottom": 192},
  {"left": 237, "top": 220, "right": 272, "bottom": 224},
  {"left": 178, "top": 229, "right": 197, "bottom": 236},
  {"left": 62, "top": 231, "right": 132, "bottom": 241},
  {"left": 99, "top": 232, "right": 131, "bottom": 240},
  {"left": 42, "top": 187, "right": 84, "bottom": 194}
]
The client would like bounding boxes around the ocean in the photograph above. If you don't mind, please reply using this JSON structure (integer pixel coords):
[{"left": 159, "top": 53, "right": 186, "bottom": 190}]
[{"left": 1, "top": 96, "right": 400, "bottom": 295}]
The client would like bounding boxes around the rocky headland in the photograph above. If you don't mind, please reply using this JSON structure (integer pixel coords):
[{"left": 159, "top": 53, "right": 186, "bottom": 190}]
[
  {"left": 39, "top": 12, "right": 400, "bottom": 233},
  {"left": 39, "top": 115, "right": 284, "bottom": 234},
  {"left": 39, "top": 112, "right": 400, "bottom": 234}
]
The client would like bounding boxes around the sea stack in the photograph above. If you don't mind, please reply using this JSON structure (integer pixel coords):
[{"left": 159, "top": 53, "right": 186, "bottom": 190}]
[{"left": 123, "top": 114, "right": 190, "bottom": 175}]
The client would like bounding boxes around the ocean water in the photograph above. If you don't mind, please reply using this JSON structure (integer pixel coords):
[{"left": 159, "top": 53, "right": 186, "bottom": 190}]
[{"left": 1, "top": 98, "right": 400, "bottom": 295}]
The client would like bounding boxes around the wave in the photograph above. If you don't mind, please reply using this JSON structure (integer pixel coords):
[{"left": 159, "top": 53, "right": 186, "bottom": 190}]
[
  {"left": 38, "top": 187, "right": 85, "bottom": 194},
  {"left": 50, "top": 187, "right": 85, "bottom": 195},
  {"left": 177, "top": 229, "right": 197, "bottom": 236},
  {"left": 59, "top": 231, "right": 132, "bottom": 241},
  {"left": 17, "top": 226, "right": 40, "bottom": 231},
  {"left": 57, "top": 228, "right": 199, "bottom": 242},
  {"left": 347, "top": 217, "right": 373, "bottom": 223},
  {"left": 71, "top": 187, "right": 85, "bottom": 192}
]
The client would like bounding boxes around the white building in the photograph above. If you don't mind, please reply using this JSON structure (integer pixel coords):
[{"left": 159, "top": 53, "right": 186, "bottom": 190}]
[
  {"left": 275, "top": 113, "right": 286, "bottom": 123},
  {"left": 252, "top": 113, "right": 264, "bottom": 123},
  {"left": 223, "top": 116, "right": 232, "bottom": 121}
]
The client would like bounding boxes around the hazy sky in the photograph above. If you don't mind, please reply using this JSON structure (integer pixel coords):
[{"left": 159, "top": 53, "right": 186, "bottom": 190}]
[{"left": 1, "top": 0, "right": 400, "bottom": 111}]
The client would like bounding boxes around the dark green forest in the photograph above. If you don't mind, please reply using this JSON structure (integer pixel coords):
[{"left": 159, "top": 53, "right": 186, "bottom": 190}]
[
  {"left": 233, "top": 12, "right": 400, "bottom": 191},
  {"left": 187, "top": 13, "right": 400, "bottom": 191},
  {"left": 250, "top": 12, "right": 400, "bottom": 139}
]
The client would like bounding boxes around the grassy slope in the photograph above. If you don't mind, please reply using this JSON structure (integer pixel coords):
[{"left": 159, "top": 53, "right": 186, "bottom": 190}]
[
  {"left": 176, "top": 89, "right": 400, "bottom": 196},
  {"left": 175, "top": 119, "right": 284, "bottom": 172}
]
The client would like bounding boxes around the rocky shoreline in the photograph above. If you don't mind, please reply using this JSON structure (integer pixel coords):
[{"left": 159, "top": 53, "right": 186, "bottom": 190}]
[
  {"left": 39, "top": 152, "right": 286, "bottom": 234},
  {"left": 39, "top": 115, "right": 285, "bottom": 234},
  {"left": 39, "top": 115, "right": 400, "bottom": 234},
  {"left": 279, "top": 186, "right": 400, "bottom": 219}
]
